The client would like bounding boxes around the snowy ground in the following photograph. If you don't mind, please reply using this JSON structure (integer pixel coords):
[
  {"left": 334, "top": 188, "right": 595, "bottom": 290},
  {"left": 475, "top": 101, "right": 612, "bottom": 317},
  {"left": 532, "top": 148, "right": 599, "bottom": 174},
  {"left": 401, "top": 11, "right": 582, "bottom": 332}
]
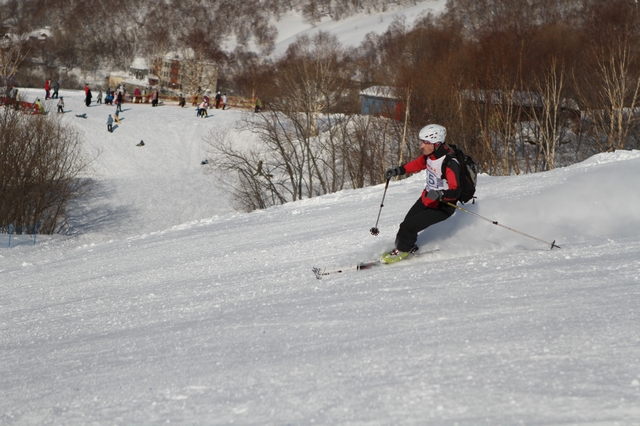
[{"left": 1, "top": 87, "right": 640, "bottom": 425}]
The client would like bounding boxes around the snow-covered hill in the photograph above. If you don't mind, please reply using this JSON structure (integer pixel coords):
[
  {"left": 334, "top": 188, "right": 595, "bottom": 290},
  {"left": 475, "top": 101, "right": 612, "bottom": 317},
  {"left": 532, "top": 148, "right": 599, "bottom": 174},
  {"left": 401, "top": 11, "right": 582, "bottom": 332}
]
[
  {"left": 1, "top": 88, "right": 640, "bottom": 424},
  {"left": 13, "top": 88, "right": 239, "bottom": 240},
  {"left": 267, "top": 0, "right": 448, "bottom": 56}
]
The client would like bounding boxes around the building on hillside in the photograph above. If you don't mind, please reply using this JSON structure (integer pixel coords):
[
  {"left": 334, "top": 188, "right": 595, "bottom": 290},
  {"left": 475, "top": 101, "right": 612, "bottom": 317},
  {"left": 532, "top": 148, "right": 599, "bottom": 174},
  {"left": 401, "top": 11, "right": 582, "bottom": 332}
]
[
  {"left": 107, "top": 72, "right": 128, "bottom": 89},
  {"left": 28, "top": 27, "right": 51, "bottom": 42},
  {"left": 152, "top": 52, "right": 218, "bottom": 94},
  {"left": 1, "top": 18, "right": 15, "bottom": 37},
  {"left": 359, "top": 86, "right": 404, "bottom": 121},
  {"left": 107, "top": 57, "right": 158, "bottom": 93},
  {"left": 461, "top": 89, "right": 581, "bottom": 132},
  {"left": 129, "top": 57, "right": 149, "bottom": 81}
]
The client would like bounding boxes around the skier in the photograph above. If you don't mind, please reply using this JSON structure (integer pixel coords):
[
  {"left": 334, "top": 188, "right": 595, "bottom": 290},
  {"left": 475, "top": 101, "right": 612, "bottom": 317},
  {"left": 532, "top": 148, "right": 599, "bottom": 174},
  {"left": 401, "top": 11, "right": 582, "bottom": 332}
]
[
  {"left": 215, "top": 91, "right": 221, "bottom": 109},
  {"left": 57, "top": 97, "right": 64, "bottom": 113},
  {"left": 52, "top": 80, "right": 60, "bottom": 99},
  {"left": 45, "top": 79, "right": 51, "bottom": 99},
  {"left": 221, "top": 93, "right": 227, "bottom": 110},
  {"left": 116, "top": 90, "right": 123, "bottom": 112},
  {"left": 97, "top": 89, "right": 102, "bottom": 105},
  {"left": 381, "top": 124, "right": 461, "bottom": 264},
  {"left": 107, "top": 114, "right": 113, "bottom": 132}
]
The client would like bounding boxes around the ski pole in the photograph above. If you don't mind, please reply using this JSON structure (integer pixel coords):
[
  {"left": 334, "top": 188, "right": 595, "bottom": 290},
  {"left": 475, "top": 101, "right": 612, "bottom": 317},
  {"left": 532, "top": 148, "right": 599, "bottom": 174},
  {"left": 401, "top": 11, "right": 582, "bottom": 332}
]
[
  {"left": 370, "top": 179, "right": 390, "bottom": 236},
  {"left": 445, "top": 202, "right": 560, "bottom": 249}
]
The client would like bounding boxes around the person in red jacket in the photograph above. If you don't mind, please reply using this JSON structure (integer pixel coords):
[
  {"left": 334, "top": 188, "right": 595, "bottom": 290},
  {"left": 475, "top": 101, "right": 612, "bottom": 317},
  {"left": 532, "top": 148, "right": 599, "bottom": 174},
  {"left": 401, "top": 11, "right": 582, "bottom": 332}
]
[
  {"left": 45, "top": 79, "right": 51, "bottom": 99},
  {"left": 381, "top": 124, "right": 461, "bottom": 263}
]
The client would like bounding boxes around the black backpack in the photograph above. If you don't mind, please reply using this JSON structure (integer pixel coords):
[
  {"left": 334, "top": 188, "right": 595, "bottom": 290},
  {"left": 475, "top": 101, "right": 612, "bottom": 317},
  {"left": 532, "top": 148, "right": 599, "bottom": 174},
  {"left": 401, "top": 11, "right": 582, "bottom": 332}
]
[{"left": 443, "top": 144, "right": 477, "bottom": 204}]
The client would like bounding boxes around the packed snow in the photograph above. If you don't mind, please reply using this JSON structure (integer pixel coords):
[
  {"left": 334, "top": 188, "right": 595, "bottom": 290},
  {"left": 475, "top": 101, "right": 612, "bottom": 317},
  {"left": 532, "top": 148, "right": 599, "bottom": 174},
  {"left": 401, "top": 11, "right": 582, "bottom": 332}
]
[{"left": 2, "top": 76, "right": 640, "bottom": 425}]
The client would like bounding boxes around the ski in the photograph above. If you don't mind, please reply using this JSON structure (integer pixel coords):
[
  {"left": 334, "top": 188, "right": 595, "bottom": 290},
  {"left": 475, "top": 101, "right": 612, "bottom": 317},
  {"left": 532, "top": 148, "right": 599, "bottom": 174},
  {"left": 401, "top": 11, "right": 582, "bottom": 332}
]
[{"left": 312, "top": 249, "right": 440, "bottom": 279}]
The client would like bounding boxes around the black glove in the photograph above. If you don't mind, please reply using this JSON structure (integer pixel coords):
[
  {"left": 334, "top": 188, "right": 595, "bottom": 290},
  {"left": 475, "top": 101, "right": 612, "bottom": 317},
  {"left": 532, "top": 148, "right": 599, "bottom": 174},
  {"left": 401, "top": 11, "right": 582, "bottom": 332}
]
[
  {"left": 426, "top": 189, "right": 443, "bottom": 201},
  {"left": 385, "top": 166, "right": 404, "bottom": 180}
]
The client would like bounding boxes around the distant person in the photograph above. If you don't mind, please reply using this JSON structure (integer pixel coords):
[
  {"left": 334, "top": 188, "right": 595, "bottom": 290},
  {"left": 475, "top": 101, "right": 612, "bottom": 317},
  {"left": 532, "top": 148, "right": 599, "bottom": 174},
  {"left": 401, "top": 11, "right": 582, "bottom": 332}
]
[
  {"left": 222, "top": 93, "right": 227, "bottom": 110},
  {"left": 9, "top": 86, "right": 19, "bottom": 109},
  {"left": 85, "top": 88, "right": 92, "bottom": 107},
  {"left": 150, "top": 89, "right": 157, "bottom": 107},
  {"left": 134, "top": 87, "right": 141, "bottom": 103},
  {"left": 116, "top": 90, "right": 123, "bottom": 112},
  {"left": 179, "top": 93, "right": 186, "bottom": 107},
  {"left": 44, "top": 79, "right": 51, "bottom": 99},
  {"left": 52, "top": 80, "right": 60, "bottom": 99},
  {"left": 215, "top": 91, "right": 221, "bottom": 109},
  {"left": 197, "top": 100, "right": 208, "bottom": 117},
  {"left": 254, "top": 97, "right": 262, "bottom": 112},
  {"left": 34, "top": 98, "right": 43, "bottom": 114},
  {"left": 97, "top": 89, "right": 103, "bottom": 105},
  {"left": 57, "top": 97, "right": 64, "bottom": 113},
  {"left": 107, "top": 114, "right": 113, "bottom": 132}
]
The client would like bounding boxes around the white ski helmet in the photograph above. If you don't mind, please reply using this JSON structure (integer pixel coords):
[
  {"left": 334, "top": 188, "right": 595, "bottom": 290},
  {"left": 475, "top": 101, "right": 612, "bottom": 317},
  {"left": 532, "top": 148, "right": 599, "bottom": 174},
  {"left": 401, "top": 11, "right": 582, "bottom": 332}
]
[{"left": 419, "top": 124, "right": 446, "bottom": 144}]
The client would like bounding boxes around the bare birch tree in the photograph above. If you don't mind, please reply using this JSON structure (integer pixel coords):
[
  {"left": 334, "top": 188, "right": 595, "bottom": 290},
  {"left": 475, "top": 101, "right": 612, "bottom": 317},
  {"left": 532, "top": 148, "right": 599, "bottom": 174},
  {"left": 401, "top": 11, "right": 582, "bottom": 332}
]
[
  {"left": 524, "top": 57, "right": 569, "bottom": 171},
  {"left": 0, "top": 35, "right": 30, "bottom": 91},
  {"left": 174, "top": 26, "right": 222, "bottom": 96},
  {"left": 206, "top": 132, "right": 288, "bottom": 212},
  {"left": 256, "top": 31, "right": 353, "bottom": 199},
  {"left": 578, "top": 39, "right": 640, "bottom": 152}
]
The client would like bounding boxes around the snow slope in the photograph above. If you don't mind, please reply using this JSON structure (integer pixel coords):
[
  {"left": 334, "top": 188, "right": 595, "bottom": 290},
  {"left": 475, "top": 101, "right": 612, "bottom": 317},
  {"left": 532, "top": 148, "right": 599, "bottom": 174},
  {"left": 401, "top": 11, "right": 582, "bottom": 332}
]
[
  {"left": 1, "top": 89, "right": 640, "bottom": 424},
  {"left": 268, "top": 0, "right": 448, "bottom": 56},
  {"left": 15, "top": 88, "right": 238, "bottom": 240}
]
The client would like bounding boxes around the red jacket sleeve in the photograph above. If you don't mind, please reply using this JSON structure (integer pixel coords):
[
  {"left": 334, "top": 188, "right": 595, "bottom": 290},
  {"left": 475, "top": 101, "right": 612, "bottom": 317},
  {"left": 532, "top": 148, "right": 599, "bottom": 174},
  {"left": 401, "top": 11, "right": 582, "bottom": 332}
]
[{"left": 403, "top": 155, "right": 427, "bottom": 174}]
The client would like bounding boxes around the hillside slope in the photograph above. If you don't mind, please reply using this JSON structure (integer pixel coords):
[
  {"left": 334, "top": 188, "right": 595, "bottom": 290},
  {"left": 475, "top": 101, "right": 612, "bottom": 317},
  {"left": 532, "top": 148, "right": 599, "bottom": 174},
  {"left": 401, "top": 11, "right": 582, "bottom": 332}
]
[
  {"left": 12, "top": 88, "right": 240, "bottom": 241},
  {"left": 267, "top": 0, "right": 448, "bottom": 56}
]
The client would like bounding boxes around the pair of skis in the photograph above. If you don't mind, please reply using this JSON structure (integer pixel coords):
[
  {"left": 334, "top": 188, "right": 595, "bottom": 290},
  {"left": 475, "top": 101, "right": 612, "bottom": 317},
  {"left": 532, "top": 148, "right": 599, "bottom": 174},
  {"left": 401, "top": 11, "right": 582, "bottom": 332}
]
[{"left": 312, "top": 249, "right": 440, "bottom": 279}]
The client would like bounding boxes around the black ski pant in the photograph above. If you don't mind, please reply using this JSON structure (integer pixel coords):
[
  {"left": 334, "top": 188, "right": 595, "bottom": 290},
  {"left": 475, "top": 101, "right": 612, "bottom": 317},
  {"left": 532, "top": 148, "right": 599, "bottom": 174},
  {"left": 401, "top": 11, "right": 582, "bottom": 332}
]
[{"left": 395, "top": 198, "right": 453, "bottom": 252}]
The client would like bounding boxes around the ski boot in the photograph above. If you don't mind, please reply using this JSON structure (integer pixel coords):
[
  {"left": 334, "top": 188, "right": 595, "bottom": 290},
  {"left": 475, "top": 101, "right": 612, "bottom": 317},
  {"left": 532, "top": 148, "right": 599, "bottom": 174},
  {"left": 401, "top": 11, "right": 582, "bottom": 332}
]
[{"left": 380, "top": 246, "right": 418, "bottom": 264}]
